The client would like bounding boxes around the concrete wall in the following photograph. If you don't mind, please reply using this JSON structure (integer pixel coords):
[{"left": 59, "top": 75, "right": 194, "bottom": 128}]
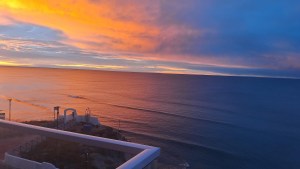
[
  {"left": 75, "top": 116, "right": 100, "bottom": 126},
  {"left": 60, "top": 114, "right": 100, "bottom": 126},
  {"left": 3, "top": 153, "right": 58, "bottom": 169},
  {"left": 64, "top": 114, "right": 74, "bottom": 124}
]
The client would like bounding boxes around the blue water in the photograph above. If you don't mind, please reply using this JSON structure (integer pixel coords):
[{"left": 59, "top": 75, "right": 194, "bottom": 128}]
[{"left": 0, "top": 66, "right": 300, "bottom": 169}]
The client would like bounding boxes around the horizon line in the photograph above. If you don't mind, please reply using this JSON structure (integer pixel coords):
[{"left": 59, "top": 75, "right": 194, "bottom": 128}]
[{"left": 0, "top": 65, "right": 299, "bottom": 80}]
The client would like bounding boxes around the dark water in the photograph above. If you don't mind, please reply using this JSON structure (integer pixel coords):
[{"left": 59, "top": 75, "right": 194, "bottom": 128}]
[{"left": 0, "top": 66, "right": 300, "bottom": 169}]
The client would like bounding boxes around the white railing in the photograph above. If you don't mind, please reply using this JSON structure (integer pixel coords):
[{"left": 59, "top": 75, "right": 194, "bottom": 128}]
[{"left": 0, "top": 120, "right": 160, "bottom": 169}]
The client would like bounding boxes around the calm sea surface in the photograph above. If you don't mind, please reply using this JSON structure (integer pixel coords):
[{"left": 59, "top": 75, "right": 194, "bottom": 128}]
[{"left": 0, "top": 66, "right": 300, "bottom": 169}]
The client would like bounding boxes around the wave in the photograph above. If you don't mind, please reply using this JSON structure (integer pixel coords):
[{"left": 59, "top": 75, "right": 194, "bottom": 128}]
[
  {"left": 68, "top": 91, "right": 236, "bottom": 115},
  {"left": 93, "top": 114, "right": 154, "bottom": 127},
  {"left": 67, "top": 95, "right": 87, "bottom": 100},
  {"left": 102, "top": 103, "right": 238, "bottom": 128},
  {"left": 63, "top": 93, "right": 238, "bottom": 128},
  {"left": 83, "top": 91, "right": 237, "bottom": 115},
  {"left": 0, "top": 95, "right": 49, "bottom": 110},
  {"left": 64, "top": 94, "right": 237, "bottom": 128},
  {"left": 88, "top": 113, "right": 235, "bottom": 160},
  {"left": 152, "top": 99, "right": 237, "bottom": 115},
  {"left": 135, "top": 97, "right": 236, "bottom": 114},
  {"left": 14, "top": 98, "right": 49, "bottom": 110},
  {"left": 121, "top": 129, "right": 235, "bottom": 157}
]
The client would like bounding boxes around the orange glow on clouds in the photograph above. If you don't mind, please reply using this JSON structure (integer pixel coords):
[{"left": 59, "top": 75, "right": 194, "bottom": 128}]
[
  {"left": 0, "top": 0, "right": 160, "bottom": 53},
  {"left": 55, "top": 64, "right": 128, "bottom": 70},
  {"left": 0, "top": 0, "right": 251, "bottom": 75},
  {"left": 0, "top": 0, "right": 298, "bottom": 78},
  {"left": 146, "top": 65, "right": 188, "bottom": 71},
  {"left": 0, "top": 60, "right": 32, "bottom": 66},
  {"left": 144, "top": 65, "right": 230, "bottom": 76}
]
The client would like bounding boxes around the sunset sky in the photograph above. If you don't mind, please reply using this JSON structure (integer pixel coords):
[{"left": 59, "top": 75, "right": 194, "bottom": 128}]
[{"left": 0, "top": 0, "right": 300, "bottom": 78}]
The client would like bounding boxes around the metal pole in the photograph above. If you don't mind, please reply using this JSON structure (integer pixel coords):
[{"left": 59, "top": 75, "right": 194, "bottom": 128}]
[
  {"left": 54, "top": 108, "right": 56, "bottom": 121},
  {"left": 57, "top": 106, "right": 60, "bottom": 129},
  {"left": 54, "top": 106, "right": 60, "bottom": 128},
  {"left": 119, "top": 120, "right": 121, "bottom": 132},
  {"left": 8, "top": 98, "right": 12, "bottom": 121},
  {"left": 57, "top": 111, "right": 59, "bottom": 129}
]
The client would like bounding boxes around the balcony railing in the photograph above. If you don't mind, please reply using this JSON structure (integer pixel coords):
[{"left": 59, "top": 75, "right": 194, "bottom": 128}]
[{"left": 0, "top": 120, "right": 160, "bottom": 169}]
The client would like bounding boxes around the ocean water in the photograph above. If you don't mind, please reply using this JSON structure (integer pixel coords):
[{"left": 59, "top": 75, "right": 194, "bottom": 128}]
[{"left": 0, "top": 66, "right": 300, "bottom": 169}]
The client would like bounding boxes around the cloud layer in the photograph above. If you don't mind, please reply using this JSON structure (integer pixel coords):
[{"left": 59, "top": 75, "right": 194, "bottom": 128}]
[{"left": 0, "top": 0, "right": 300, "bottom": 78}]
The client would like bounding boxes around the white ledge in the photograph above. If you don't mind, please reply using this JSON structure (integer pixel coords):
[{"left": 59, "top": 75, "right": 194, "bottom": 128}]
[{"left": 0, "top": 120, "right": 160, "bottom": 169}]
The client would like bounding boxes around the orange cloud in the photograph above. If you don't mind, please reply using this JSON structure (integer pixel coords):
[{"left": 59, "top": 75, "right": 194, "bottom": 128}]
[
  {"left": 144, "top": 65, "right": 232, "bottom": 76},
  {"left": 145, "top": 65, "right": 188, "bottom": 71},
  {"left": 2, "top": 0, "right": 241, "bottom": 69},
  {"left": 0, "top": 60, "right": 32, "bottom": 66},
  {"left": 0, "top": 0, "right": 160, "bottom": 52},
  {"left": 55, "top": 63, "right": 128, "bottom": 70}
]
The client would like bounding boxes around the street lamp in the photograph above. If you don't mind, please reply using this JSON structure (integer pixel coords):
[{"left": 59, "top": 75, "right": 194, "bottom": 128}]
[
  {"left": 8, "top": 98, "right": 12, "bottom": 121},
  {"left": 54, "top": 106, "right": 60, "bottom": 128}
]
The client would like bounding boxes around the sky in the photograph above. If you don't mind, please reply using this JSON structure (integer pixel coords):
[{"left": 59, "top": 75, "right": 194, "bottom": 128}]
[{"left": 0, "top": 0, "right": 300, "bottom": 78}]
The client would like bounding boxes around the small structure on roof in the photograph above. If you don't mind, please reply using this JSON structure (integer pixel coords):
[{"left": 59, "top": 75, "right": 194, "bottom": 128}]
[{"left": 61, "top": 107, "right": 101, "bottom": 126}]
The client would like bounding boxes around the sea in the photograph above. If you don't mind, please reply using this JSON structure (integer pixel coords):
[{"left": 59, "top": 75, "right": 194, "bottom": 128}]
[{"left": 0, "top": 66, "right": 299, "bottom": 169}]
